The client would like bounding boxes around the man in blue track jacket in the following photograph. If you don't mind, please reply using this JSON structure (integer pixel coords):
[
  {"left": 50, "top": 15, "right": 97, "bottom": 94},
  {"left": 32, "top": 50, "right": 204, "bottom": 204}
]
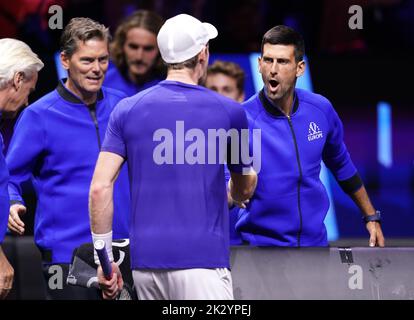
[
  {"left": 6, "top": 18, "right": 130, "bottom": 299},
  {"left": 0, "top": 38, "right": 44, "bottom": 299},
  {"left": 235, "top": 25, "right": 385, "bottom": 248}
]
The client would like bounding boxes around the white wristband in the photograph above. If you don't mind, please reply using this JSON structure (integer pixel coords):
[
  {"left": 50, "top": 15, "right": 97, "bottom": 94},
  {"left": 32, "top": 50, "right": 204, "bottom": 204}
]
[{"left": 92, "top": 231, "right": 114, "bottom": 265}]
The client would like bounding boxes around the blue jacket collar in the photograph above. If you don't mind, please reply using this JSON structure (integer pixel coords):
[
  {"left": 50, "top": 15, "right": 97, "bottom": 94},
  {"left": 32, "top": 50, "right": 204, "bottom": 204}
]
[
  {"left": 56, "top": 79, "right": 104, "bottom": 105},
  {"left": 259, "top": 89, "right": 298, "bottom": 117}
]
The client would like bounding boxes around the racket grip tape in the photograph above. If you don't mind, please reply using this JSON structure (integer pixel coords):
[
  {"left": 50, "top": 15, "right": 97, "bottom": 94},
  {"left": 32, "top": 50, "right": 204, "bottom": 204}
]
[{"left": 94, "top": 239, "right": 113, "bottom": 280}]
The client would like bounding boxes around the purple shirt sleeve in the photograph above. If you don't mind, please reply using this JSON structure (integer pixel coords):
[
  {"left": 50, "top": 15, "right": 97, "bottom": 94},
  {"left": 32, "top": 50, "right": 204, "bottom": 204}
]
[
  {"left": 101, "top": 99, "right": 129, "bottom": 158},
  {"left": 226, "top": 103, "right": 253, "bottom": 174}
]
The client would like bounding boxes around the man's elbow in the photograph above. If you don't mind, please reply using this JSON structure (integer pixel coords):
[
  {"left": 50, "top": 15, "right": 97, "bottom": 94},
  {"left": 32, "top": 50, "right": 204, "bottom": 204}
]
[{"left": 89, "top": 182, "right": 111, "bottom": 202}]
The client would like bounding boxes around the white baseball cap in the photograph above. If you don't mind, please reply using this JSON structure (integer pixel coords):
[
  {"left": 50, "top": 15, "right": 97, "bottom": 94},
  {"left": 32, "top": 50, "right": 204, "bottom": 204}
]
[{"left": 157, "top": 14, "right": 218, "bottom": 64}]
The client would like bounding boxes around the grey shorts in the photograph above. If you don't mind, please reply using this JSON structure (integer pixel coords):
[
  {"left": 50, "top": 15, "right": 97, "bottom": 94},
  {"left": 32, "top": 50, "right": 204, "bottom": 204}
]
[{"left": 132, "top": 267, "right": 233, "bottom": 300}]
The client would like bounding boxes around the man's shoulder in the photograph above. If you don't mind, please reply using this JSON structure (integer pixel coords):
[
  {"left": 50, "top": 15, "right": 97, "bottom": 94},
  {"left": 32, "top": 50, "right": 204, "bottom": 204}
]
[
  {"left": 200, "top": 89, "right": 246, "bottom": 122},
  {"left": 296, "top": 88, "right": 333, "bottom": 113},
  {"left": 26, "top": 89, "right": 60, "bottom": 113},
  {"left": 242, "top": 92, "right": 259, "bottom": 107},
  {"left": 206, "top": 88, "right": 241, "bottom": 108},
  {"left": 242, "top": 92, "right": 262, "bottom": 119},
  {"left": 101, "top": 86, "right": 128, "bottom": 101},
  {"left": 125, "top": 83, "right": 161, "bottom": 104},
  {"left": 111, "top": 85, "right": 160, "bottom": 114}
]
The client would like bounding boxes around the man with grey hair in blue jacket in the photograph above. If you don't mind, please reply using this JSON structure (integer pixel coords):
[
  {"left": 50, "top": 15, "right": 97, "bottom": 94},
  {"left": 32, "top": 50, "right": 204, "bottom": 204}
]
[{"left": 6, "top": 18, "right": 130, "bottom": 299}]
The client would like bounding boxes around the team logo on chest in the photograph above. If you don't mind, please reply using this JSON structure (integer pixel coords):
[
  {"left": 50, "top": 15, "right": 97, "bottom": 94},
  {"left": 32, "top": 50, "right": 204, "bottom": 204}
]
[{"left": 307, "top": 122, "right": 323, "bottom": 141}]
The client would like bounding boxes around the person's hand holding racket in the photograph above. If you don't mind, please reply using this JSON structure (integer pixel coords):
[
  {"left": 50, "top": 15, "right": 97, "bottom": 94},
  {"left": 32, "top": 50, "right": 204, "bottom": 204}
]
[
  {"left": 95, "top": 240, "right": 124, "bottom": 300},
  {"left": 97, "top": 262, "right": 124, "bottom": 300}
]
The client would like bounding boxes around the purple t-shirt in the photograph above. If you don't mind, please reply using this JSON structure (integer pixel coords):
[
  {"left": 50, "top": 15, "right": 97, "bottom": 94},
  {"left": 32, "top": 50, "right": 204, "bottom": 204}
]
[{"left": 102, "top": 80, "right": 251, "bottom": 269}]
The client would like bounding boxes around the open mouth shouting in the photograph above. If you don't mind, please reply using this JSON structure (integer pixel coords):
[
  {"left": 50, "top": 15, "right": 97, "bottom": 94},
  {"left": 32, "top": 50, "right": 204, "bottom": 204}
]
[{"left": 268, "top": 79, "right": 279, "bottom": 92}]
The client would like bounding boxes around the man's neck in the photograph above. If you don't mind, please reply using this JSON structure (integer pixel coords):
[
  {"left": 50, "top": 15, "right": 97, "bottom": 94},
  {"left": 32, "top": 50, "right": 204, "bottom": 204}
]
[
  {"left": 166, "top": 68, "right": 201, "bottom": 85},
  {"left": 64, "top": 78, "right": 97, "bottom": 105},
  {"left": 0, "top": 91, "right": 8, "bottom": 112},
  {"left": 264, "top": 88, "right": 295, "bottom": 116}
]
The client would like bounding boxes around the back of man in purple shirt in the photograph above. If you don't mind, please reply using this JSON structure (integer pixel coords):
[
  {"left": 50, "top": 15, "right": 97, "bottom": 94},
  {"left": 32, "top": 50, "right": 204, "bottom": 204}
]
[
  {"left": 89, "top": 14, "right": 257, "bottom": 300},
  {"left": 101, "top": 80, "right": 249, "bottom": 268}
]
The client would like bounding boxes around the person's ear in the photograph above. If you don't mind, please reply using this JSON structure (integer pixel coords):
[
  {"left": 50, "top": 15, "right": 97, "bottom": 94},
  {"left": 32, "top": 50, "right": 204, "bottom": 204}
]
[
  {"left": 199, "top": 46, "right": 208, "bottom": 65},
  {"left": 60, "top": 52, "right": 70, "bottom": 70},
  {"left": 296, "top": 60, "right": 305, "bottom": 78},
  {"left": 13, "top": 72, "right": 24, "bottom": 91},
  {"left": 258, "top": 56, "right": 263, "bottom": 74}
]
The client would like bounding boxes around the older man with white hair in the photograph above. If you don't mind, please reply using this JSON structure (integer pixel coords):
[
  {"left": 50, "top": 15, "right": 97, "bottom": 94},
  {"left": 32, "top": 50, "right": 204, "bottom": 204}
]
[{"left": 0, "top": 38, "right": 44, "bottom": 299}]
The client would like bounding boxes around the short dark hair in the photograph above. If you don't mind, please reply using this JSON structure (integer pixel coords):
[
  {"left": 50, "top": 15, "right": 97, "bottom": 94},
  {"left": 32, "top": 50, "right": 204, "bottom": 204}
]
[
  {"left": 261, "top": 25, "right": 305, "bottom": 62},
  {"left": 166, "top": 54, "right": 199, "bottom": 70},
  {"left": 60, "top": 17, "right": 110, "bottom": 57},
  {"left": 207, "top": 60, "right": 245, "bottom": 94}
]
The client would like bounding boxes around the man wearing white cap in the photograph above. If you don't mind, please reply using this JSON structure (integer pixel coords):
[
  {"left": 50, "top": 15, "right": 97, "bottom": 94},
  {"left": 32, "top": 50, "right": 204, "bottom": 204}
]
[{"left": 89, "top": 14, "right": 257, "bottom": 300}]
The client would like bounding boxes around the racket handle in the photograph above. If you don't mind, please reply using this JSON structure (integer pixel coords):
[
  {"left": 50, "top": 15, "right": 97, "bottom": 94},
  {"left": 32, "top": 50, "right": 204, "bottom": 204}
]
[{"left": 94, "top": 240, "right": 113, "bottom": 280}]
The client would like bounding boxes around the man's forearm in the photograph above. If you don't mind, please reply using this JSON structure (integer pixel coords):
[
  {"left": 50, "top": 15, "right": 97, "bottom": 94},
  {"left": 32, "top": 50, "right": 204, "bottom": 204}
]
[
  {"left": 350, "top": 185, "right": 376, "bottom": 216},
  {"left": 89, "top": 181, "right": 115, "bottom": 234}
]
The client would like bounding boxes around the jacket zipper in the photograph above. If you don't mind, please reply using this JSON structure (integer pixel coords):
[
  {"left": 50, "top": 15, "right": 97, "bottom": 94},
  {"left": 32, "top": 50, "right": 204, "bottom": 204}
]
[
  {"left": 287, "top": 115, "right": 303, "bottom": 247},
  {"left": 87, "top": 104, "right": 101, "bottom": 148}
]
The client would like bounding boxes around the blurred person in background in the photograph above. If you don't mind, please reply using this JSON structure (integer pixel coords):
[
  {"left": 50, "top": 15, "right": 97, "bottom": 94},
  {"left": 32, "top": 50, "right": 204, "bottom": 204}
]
[
  {"left": 104, "top": 10, "right": 166, "bottom": 96},
  {"left": 206, "top": 60, "right": 245, "bottom": 102}
]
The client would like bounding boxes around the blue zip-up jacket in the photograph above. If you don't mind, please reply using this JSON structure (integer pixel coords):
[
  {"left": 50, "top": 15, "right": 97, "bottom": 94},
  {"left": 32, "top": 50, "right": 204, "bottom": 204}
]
[
  {"left": 6, "top": 81, "right": 131, "bottom": 263},
  {"left": 238, "top": 88, "right": 362, "bottom": 247},
  {"left": 103, "top": 63, "right": 162, "bottom": 97},
  {"left": 0, "top": 134, "right": 10, "bottom": 244}
]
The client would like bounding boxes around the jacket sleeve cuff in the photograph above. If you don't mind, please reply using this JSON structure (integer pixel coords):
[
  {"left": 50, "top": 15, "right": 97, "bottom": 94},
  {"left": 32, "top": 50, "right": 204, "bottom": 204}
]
[
  {"left": 10, "top": 199, "right": 24, "bottom": 206},
  {"left": 337, "top": 172, "right": 363, "bottom": 194}
]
